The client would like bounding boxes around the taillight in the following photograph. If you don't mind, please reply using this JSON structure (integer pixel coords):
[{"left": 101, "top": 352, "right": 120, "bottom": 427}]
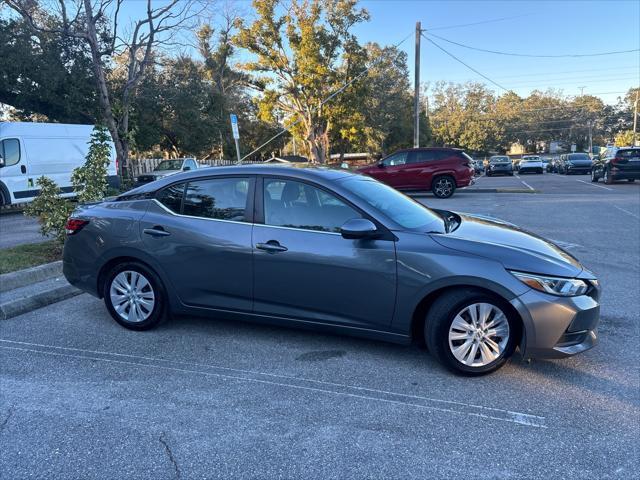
[
  {"left": 611, "top": 156, "right": 624, "bottom": 165},
  {"left": 65, "top": 218, "right": 89, "bottom": 235}
]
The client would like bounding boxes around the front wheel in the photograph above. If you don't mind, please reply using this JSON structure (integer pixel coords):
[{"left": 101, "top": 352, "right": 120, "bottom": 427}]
[
  {"left": 432, "top": 175, "right": 456, "bottom": 199},
  {"left": 591, "top": 169, "right": 599, "bottom": 182},
  {"left": 425, "top": 289, "right": 517, "bottom": 375},
  {"left": 103, "top": 262, "right": 168, "bottom": 330}
]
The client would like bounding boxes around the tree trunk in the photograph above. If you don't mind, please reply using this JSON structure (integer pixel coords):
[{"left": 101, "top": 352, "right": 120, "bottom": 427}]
[{"left": 307, "top": 123, "right": 329, "bottom": 164}]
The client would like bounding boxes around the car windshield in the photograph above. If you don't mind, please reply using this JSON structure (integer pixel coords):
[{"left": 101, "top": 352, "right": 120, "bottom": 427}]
[
  {"left": 154, "top": 160, "right": 183, "bottom": 171},
  {"left": 490, "top": 157, "right": 510, "bottom": 163},
  {"left": 339, "top": 176, "right": 445, "bottom": 233},
  {"left": 568, "top": 154, "right": 590, "bottom": 160},
  {"left": 522, "top": 157, "right": 540, "bottom": 163}
]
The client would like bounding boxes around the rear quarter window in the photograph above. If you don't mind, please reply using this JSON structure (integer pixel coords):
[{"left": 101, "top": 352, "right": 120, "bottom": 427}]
[{"left": 157, "top": 183, "right": 185, "bottom": 213}]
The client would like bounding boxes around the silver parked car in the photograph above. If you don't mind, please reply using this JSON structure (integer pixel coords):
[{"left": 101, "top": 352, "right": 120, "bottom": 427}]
[
  {"left": 135, "top": 158, "right": 199, "bottom": 186},
  {"left": 63, "top": 166, "right": 600, "bottom": 375}
]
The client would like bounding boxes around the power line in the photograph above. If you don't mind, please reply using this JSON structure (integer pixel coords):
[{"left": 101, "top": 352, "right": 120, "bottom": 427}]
[
  {"left": 487, "top": 66, "right": 640, "bottom": 80},
  {"left": 422, "top": 34, "right": 510, "bottom": 91},
  {"left": 424, "top": 31, "right": 640, "bottom": 58},
  {"left": 424, "top": 14, "right": 533, "bottom": 31}
]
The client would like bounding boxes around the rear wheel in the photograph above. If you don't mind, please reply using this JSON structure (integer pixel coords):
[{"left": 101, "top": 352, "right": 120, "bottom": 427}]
[
  {"left": 425, "top": 289, "right": 517, "bottom": 375},
  {"left": 103, "top": 262, "right": 168, "bottom": 330},
  {"left": 604, "top": 167, "right": 614, "bottom": 185},
  {"left": 432, "top": 175, "right": 456, "bottom": 199}
]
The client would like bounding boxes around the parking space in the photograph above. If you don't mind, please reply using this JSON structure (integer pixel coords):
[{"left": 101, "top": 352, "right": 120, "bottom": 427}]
[{"left": 1, "top": 174, "right": 639, "bottom": 479}]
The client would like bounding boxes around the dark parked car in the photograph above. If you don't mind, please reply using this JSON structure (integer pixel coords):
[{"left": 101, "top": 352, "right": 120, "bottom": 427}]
[
  {"left": 591, "top": 147, "right": 640, "bottom": 184},
  {"left": 63, "top": 166, "right": 600, "bottom": 375},
  {"left": 357, "top": 147, "right": 475, "bottom": 199},
  {"left": 558, "top": 153, "right": 592, "bottom": 175},
  {"left": 485, "top": 156, "right": 514, "bottom": 176}
]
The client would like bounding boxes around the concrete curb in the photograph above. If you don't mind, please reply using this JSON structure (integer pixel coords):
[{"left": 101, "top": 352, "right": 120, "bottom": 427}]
[
  {"left": 0, "top": 261, "right": 63, "bottom": 293},
  {"left": 0, "top": 260, "right": 82, "bottom": 320},
  {"left": 0, "top": 283, "right": 80, "bottom": 320}
]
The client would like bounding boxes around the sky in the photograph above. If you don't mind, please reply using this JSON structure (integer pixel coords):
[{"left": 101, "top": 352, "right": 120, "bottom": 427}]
[{"left": 118, "top": 0, "right": 640, "bottom": 105}]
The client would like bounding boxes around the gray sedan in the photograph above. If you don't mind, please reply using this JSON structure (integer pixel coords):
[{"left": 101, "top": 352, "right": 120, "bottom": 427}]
[{"left": 63, "top": 166, "right": 600, "bottom": 375}]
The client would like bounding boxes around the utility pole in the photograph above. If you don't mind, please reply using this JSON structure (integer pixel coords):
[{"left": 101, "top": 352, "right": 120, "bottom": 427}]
[
  {"left": 633, "top": 88, "right": 639, "bottom": 146},
  {"left": 414, "top": 21, "right": 421, "bottom": 148},
  {"left": 578, "top": 86, "right": 586, "bottom": 96}
]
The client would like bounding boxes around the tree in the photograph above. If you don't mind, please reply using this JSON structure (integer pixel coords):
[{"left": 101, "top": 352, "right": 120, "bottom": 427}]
[
  {"left": 71, "top": 125, "right": 112, "bottom": 201},
  {"left": 0, "top": 17, "right": 97, "bottom": 123},
  {"left": 614, "top": 130, "right": 634, "bottom": 147},
  {"left": 234, "top": 0, "right": 370, "bottom": 163},
  {"left": 6, "top": 0, "right": 202, "bottom": 178}
]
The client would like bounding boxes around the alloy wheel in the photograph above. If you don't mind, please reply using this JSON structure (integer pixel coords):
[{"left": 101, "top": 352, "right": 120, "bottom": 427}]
[
  {"left": 434, "top": 178, "right": 454, "bottom": 197},
  {"left": 109, "top": 270, "right": 156, "bottom": 323},
  {"left": 448, "top": 302, "right": 510, "bottom": 367}
]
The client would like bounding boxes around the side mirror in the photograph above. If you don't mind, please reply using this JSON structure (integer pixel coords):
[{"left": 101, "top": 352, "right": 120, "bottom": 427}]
[
  {"left": 182, "top": 166, "right": 191, "bottom": 171},
  {"left": 340, "top": 218, "right": 379, "bottom": 240},
  {"left": 377, "top": 162, "right": 385, "bottom": 168},
  {"left": 0, "top": 155, "right": 4, "bottom": 168}
]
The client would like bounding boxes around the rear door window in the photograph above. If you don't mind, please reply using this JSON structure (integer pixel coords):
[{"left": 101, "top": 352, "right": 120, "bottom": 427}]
[
  {"left": 618, "top": 149, "right": 640, "bottom": 159},
  {"left": 183, "top": 177, "right": 251, "bottom": 222},
  {"left": 409, "top": 150, "right": 434, "bottom": 164}
]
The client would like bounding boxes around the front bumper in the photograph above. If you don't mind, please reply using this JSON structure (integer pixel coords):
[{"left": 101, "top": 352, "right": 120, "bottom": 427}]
[{"left": 510, "top": 288, "right": 600, "bottom": 359}]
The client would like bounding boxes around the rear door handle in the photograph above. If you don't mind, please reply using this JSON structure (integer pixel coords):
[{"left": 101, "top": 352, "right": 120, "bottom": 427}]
[
  {"left": 256, "top": 241, "right": 288, "bottom": 253},
  {"left": 143, "top": 226, "right": 171, "bottom": 237}
]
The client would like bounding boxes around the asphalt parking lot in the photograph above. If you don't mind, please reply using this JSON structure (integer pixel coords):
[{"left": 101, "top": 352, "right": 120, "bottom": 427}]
[{"left": 1, "top": 172, "right": 638, "bottom": 479}]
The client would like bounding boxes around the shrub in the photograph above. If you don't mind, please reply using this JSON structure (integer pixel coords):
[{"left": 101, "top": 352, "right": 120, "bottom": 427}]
[
  {"left": 23, "top": 176, "right": 74, "bottom": 243},
  {"left": 71, "top": 125, "right": 112, "bottom": 202}
]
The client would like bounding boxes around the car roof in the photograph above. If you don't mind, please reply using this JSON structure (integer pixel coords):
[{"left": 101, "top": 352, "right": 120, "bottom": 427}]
[{"left": 124, "top": 165, "right": 356, "bottom": 195}]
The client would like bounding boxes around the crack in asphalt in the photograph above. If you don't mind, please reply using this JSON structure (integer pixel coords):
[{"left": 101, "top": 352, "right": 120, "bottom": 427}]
[
  {"left": 159, "top": 432, "right": 181, "bottom": 480},
  {"left": 0, "top": 405, "right": 15, "bottom": 433}
]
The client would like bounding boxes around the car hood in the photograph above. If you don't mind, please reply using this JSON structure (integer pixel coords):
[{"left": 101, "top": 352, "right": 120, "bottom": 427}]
[
  {"left": 150, "top": 169, "right": 181, "bottom": 177},
  {"left": 430, "top": 212, "right": 585, "bottom": 278},
  {"left": 567, "top": 159, "right": 592, "bottom": 166}
]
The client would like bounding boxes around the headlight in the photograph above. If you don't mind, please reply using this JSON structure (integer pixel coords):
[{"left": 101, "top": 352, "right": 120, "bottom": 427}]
[{"left": 510, "top": 271, "right": 589, "bottom": 297}]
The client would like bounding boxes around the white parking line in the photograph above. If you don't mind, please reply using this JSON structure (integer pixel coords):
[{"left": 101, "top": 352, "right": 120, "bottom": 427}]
[
  {"left": 514, "top": 174, "right": 535, "bottom": 191},
  {"left": 613, "top": 205, "right": 640, "bottom": 220},
  {"left": 0, "top": 339, "right": 547, "bottom": 428},
  {"left": 575, "top": 179, "right": 613, "bottom": 191}
]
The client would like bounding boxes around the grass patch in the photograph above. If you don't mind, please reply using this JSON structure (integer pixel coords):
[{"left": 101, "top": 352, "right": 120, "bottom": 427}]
[{"left": 0, "top": 240, "right": 63, "bottom": 275}]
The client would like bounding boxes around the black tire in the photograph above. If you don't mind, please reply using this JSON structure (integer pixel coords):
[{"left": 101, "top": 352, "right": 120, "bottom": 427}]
[
  {"left": 508, "top": 172, "right": 514, "bottom": 176},
  {"left": 628, "top": 179, "right": 635, "bottom": 183},
  {"left": 431, "top": 175, "right": 456, "bottom": 199},
  {"left": 103, "top": 261, "right": 169, "bottom": 330},
  {"left": 424, "top": 288, "right": 518, "bottom": 375},
  {"left": 591, "top": 169, "right": 599, "bottom": 182},
  {"left": 603, "top": 167, "right": 614, "bottom": 185}
]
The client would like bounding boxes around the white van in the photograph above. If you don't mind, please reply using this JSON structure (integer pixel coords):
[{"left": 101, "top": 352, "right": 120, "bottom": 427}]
[{"left": 0, "top": 122, "right": 118, "bottom": 206}]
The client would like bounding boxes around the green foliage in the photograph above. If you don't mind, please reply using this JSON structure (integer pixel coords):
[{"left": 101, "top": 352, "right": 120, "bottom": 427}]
[
  {"left": 24, "top": 177, "right": 74, "bottom": 244},
  {"left": 0, "top": 17, "right": 97, "bottom": 123},
  {"left": 71, "top": 126, "right": 112, "bottom": 202},
  {"left": 234, "top": 0, "right": 370, "bottom": 162},
  {"left": 614, "top": 130, "right": 634, "bottom": 147}
]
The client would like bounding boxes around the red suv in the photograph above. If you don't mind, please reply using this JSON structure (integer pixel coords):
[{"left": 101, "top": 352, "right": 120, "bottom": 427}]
[{"left": 358, "top": 148, "right": 475, "bottom": 198}]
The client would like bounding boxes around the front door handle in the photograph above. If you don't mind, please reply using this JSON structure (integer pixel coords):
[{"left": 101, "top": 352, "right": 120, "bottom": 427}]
[
  {"left": 143, "top": 226, "right": 171, "bottom": 237},
  {"left": 20, "top": 165, "right": 26, "bottom": 174},
  {"left": 256, "top": 241, "right": 288, "bottom": 253}
]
